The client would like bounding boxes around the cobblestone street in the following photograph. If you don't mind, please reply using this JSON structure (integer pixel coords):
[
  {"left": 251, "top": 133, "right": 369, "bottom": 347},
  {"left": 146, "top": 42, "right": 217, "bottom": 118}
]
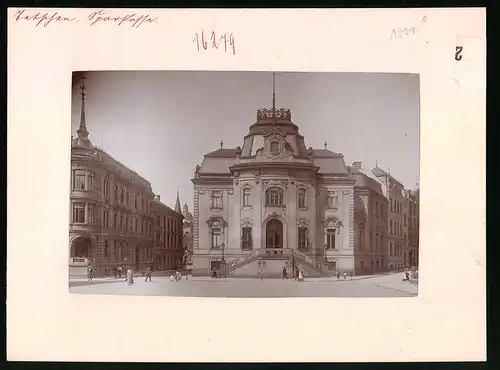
[{"left": 69, "top": 272, "right": 418, "bottom": 297}]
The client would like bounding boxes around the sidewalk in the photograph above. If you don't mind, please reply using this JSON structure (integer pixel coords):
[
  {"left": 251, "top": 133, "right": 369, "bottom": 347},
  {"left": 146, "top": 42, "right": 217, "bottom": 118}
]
[{"left": 376, "top": 279, "right": 418, "bottom": 295}]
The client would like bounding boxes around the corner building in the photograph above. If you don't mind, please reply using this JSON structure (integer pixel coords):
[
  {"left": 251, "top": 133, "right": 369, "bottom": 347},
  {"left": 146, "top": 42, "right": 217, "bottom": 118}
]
[
  {"left": 192, "top": 107, "right": 355, "bottom": 277},
  {"left": 69, "top": 78, "right": 156, "bottom": 277}
]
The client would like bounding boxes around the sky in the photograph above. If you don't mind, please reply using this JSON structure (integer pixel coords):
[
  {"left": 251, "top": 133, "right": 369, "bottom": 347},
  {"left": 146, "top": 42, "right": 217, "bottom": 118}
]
[{"left": 71, "top": 71, "right": 420, "bottom": 211}]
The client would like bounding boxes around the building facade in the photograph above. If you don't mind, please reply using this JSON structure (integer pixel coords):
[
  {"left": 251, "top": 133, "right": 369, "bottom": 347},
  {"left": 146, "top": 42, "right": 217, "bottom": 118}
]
[
  {"left": 372, "top": 166, "right": 408, "bottom": 270},
  {"left": 192, "top": 106, "right": 356, "bottom": 277},
  {"left": 152, "top": 193, "right": 184, "bottom": 271},
  {"left": 350, "top": 162, "right": 389, "bottom": 274},
  {"left": 69, "top": 76, "right": 174, "bottom": 277},
  {"left": 406, "top": 188, "right": 420, "bottom": 268},
  {"left": 182, "top": 203, "right": 194, "bottom": 269}
]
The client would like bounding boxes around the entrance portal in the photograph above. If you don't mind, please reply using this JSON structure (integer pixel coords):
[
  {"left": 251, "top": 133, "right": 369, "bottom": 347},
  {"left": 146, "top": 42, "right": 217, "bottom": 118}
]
[
  {"left": 71, "top": 237, "right": 92, "bottom": 257},
  {"left": 266, "top": 219, "right": 283, "bottom": 249}
]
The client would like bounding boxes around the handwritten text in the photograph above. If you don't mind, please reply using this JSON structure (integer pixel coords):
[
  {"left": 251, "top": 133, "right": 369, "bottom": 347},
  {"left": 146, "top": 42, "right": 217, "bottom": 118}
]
[
  {"left": 390, "top": 27, "right": 418, "bottom": 39},
  {"left": 193, "top": 31, "right": 235, "bottom": 55},
  {"left": 14, "top": 9, "right": 77, "bottom": 27},
  {"left": 88, "top": 9, "right": 158, "bottom": 28}
]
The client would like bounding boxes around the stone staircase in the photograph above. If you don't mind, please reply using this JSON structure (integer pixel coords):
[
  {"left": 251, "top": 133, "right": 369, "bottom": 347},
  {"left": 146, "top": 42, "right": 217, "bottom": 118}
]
[{"left": 226, "top": 249, "right": 333, "bottom": 277}]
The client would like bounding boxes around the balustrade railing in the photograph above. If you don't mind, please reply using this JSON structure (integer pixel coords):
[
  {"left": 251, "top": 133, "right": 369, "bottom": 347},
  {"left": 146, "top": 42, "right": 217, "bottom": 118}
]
[{"left": 226, "top": 248, "right": 331, "bottom": 275}]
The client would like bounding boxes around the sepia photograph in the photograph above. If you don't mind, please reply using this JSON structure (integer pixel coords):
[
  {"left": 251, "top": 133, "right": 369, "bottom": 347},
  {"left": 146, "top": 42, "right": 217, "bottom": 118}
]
[{"left": 69, "top": 71, "right": 420, "bottom": 298}]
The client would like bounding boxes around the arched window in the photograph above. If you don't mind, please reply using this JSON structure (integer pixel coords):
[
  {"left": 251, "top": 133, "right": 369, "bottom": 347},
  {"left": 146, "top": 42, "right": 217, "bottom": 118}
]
[
  {"left": 298, "top": 188, "right": 306, "bottom": 208},
  {"left": 242, "top": 188, "right": 251, "bottom": 207},
  {"left": 298, "top": 227, "right": 308, "bottom": 249},
  {"left": 266, "top": 187, "right": 284, "bottom": 206},
  {"left": 209, "top": 218, "right": 223, "bottom": 249}
]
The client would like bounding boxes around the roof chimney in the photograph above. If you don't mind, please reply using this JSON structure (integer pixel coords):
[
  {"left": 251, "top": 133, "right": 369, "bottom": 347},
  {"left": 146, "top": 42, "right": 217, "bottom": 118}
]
[
  {"left": 352, "top": 161, "right": 362, "bottom": 170},
  {"left": 155, "top": 194, "right": 160, "bottom": 201}
]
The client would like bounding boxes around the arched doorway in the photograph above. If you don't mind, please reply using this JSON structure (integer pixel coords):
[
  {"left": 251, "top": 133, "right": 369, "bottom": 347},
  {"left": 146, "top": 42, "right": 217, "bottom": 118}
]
[
  {"left": 70, "top": 237, "right": 92, "bottom": 257},
  {"left": 266, "top": 219, "right": 283, "bottom": 249}
]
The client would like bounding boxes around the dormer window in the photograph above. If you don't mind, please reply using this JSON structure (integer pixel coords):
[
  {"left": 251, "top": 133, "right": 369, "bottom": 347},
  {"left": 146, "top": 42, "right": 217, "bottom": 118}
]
[{"left": 270, "top": 141, "right": 280, "bottom": 154}]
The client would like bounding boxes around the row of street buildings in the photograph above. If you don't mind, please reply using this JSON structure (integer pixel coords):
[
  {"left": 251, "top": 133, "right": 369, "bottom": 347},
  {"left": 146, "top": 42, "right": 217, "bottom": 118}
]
[
  {"left": 69, "top": 77, "right": 191, "bottom": 277},
  {"left": 191, "top": 95, "right": 419, "bottom": 277}
]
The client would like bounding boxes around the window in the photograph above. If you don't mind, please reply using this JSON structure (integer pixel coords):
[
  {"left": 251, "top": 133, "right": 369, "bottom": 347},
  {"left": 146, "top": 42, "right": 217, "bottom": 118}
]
[
  {"left": 113, "top": 186, "right": 118, "bottom": 202},
  {"left": 270, "top": 141, "right": 279, "bottom": 154},
  {"left": 242, "top": 188, "right": 251, "bottom": 207},
  {"left": 370, "top": 231, "right": 373, "bottom": 250},
  {"left": 104, "top": 178, "right": 109, "bottom": 197},
  {"left": 72, "top": 203, "right": 85, "bottom": 223},
  {"left": 104, "top": 240, "right": 109, "bottom": 257},
  {"left": 375, "top": 202, "right": 379, "bottom": 218},
  {"left": 380, "top": 204, "right": 384, "bottom": 220},
  {"left": 298, "top": 227, "right": 308, "bottom": 249},
  {"left": 87, "top": 204, "right": 95, "bottom": 224},
  {"left": 390, "top": 242, "right": 393, "bottom": 256},
  {"left": 73, "top": 170, "right": 86, "bottom": 190},
  {"left": 381, "top": 233, "right": 384, "bottom": 250},
  {"left": 241, "top": 227, "right": 252, "bottom": 250},
  {"left": 375, "top": 233, "right": 378, "bottom": 250},
  {"left": 211, "top": 191, "right": 223, "bottom": 209},
  {"left": 103, "top": 209, "right": 109, "bottom": 228},
  {"left": 298, "top": 188, "right": 306, "bottom": 208},
  {"left": 326, "top": 191, "right": 338, "bottom": 209},
  {"left": 404, "top": 214, "right": 407, "bottom": 226},
  {"left": 113, "top": 212, "right": 117, "bottom": 228},
  {"left": 209, "top": 219, "right": 223, "bottom": 248},
  {"left": 135, "top": 217, "right": 138, "bottom": 232},
  {"left": 266, "top": 187, "right": 284, "bottom": 206},
  {"left": 120, "top": 188, "right": 124, "bottom": 203},
  {"left": 87, "top": 171, "right": 95, "bottom": 190},
  {"left": 120, "top": 215, "right": 124, "bottom": 229},
  {"left": 326, "top": 229, "right": 336, "bottom": 249},
  {"left": 359, "top": 230, "right": 363, "bottom": 249},
  {"left": 210, "top": 260, "right": 221, "bottom": 270},
  {"left": 134, "top": 193, "right": 138, "bottom": 208},
  {"left": 390, "top": 199, "right": 393, "bottom": 212},
  {"left": 156, "top": 215, "right": 161, "bottom": 227}
]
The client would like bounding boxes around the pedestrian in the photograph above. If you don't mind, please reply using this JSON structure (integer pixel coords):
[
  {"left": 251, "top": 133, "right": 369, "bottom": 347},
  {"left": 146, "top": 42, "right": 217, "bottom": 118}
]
[
  {"left": 343, "top": 272, "right": 347, "bottom": 280},
  {"left": 145, "top": 267, "right": 152, "bottom": 282},
  {"left": 282, "top": 266, "right": 288, "bottom": 280},
  {"left": 404, "top": 268, "right": 410, "bottom": 281},
  {"left": 170, "top": 274, "right": 175, "bottom": 283},
  {"left": 260, "top": 269, "right": 264, "bottom": 281},
  {"left": 294, "top": 266, "right": 299, "bottom": 281},
  {"left": 175, "top": 270, "right": 181, "bottom": 282},
  {"left": 117, "top": 266, "right": 123, "bottom": 278},
  {"left": 211, "top": 268, "right": 217, "bottom": 279},
  {"left": 298, "top": 269, "right": 304, "bottom": 282},
  {"left": 127, "top": 268, "right": 134, "bottom": 286},
  {"left": 336, "top": 270, "right": 340, "bottom": 280},
  {"left": 87, "top": 266, "right": 93, "bottom": 282}
]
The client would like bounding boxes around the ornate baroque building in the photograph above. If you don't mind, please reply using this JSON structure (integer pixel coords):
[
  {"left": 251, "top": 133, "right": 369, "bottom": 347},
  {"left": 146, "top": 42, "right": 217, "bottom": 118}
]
[
  {"left": 152, "top": 193, "right": 185, "bottom": 270},
  {"left": 349, "top": 162, "right": 389, "bottom": 273},
  {"left": 191, "top": 101, "right": 356, "bottom": 277}
]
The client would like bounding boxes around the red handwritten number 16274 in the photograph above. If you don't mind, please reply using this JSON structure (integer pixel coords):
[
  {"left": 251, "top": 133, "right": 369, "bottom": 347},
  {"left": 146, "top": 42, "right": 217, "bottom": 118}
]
[{"left": 193, "top": 31, "right": 235, "bottom": 55}]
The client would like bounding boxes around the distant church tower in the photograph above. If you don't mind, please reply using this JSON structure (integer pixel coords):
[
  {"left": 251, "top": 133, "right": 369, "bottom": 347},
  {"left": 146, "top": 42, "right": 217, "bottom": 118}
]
[{"left": 175, "top": 191, "right": 181, "bottom": 213}]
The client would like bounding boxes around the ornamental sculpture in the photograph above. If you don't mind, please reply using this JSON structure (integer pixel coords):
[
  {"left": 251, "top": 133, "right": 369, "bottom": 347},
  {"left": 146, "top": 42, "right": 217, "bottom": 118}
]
[{"left": 257, "top": 108, "right": 292, "bottom": 122}]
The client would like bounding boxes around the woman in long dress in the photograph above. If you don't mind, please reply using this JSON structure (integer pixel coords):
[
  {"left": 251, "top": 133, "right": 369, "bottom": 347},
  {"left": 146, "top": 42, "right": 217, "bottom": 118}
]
[{"left": 127, "top": 269, "right": 134, "bottom": 286}]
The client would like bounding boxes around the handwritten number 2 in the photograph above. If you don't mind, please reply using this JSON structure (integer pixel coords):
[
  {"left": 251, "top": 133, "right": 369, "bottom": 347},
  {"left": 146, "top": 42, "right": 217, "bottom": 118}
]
[{"left": 455, "top": 46, "right": 463, "bottom": 61}]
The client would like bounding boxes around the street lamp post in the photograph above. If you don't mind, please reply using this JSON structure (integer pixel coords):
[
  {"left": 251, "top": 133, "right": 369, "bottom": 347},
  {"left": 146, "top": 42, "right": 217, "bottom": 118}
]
[{"left": 221, "top": 243, "right": 226, "bottom": 278}]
